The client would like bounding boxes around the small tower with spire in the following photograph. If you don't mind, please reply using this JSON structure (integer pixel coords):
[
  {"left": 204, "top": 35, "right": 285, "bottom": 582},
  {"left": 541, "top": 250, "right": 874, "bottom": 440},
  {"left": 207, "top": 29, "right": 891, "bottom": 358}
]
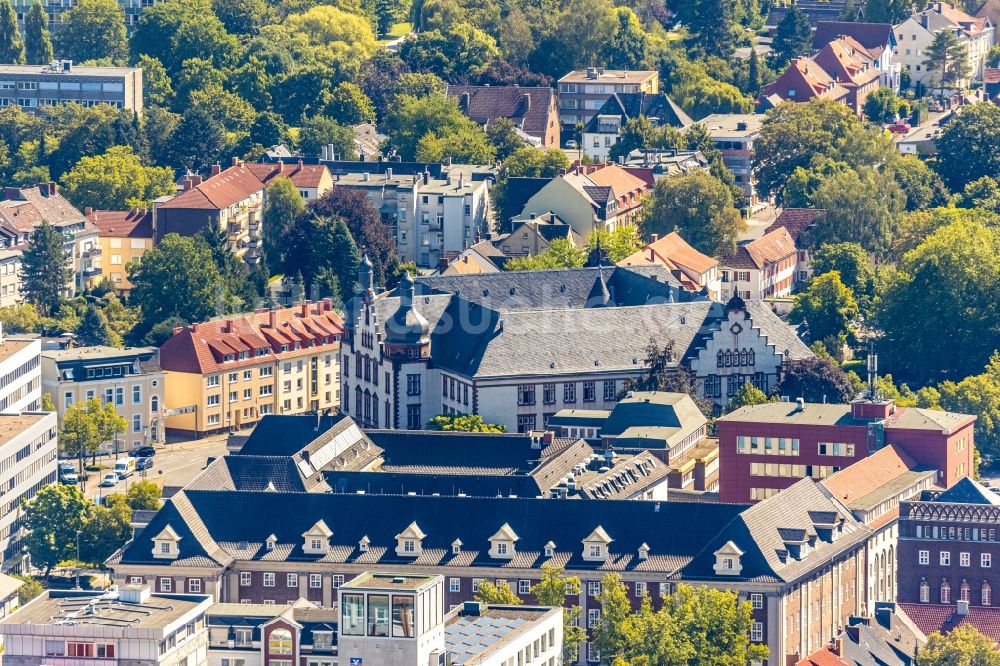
[{"left": 384, "top": 272, "right": 431, "bottom": 360}]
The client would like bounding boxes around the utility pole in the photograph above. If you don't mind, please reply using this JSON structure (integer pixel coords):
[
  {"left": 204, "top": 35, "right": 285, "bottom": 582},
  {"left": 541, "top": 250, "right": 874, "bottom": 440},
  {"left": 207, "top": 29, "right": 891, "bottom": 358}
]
[{"left": 75, "top": 530, "right": 81, "bottom": 590}]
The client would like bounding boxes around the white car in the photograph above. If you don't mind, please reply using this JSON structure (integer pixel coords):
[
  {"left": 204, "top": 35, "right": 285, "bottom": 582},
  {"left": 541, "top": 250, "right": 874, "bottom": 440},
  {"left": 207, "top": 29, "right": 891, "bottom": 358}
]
[
  {"left": 566, "top": 140, "right": 578, "bottom": 149},
  {"left": 100, "top": 472, "right": 118, "bottom": 488}
]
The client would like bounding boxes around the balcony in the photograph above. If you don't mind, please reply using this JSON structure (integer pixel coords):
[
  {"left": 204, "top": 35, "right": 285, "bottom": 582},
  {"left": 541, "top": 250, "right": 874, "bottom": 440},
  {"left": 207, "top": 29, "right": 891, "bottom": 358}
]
[{"left": 82, "top": 267, "right": 102, "bottom": 277}]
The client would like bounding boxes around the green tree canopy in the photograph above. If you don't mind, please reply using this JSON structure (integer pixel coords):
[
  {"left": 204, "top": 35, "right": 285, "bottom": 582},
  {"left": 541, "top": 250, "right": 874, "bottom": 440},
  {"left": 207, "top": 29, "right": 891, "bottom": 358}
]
[
  {"left": 22, "top": 220, "right": 71, "bottom": 317},
  {"left": 79, "top": 493, "right": 131, "bottom": 565},
  {"left": 22, "top": 484, "right": 91, "bottom": 576},
  {"left": 425, "top": 414, "right": 506, "bottom": 432},
  {"left": 61, "top": 146, "right": 174, "bottom": 211},
  {"left": 726, "top": 381, "right": 773, "bottom": 412},
  {"left": 384, "top": 93, "right": 495, "bottom": 163},
  {"left": 474, "top": 580, "right": 522, "bottom": 605},
  {"left": 125, "top": 480, "right": 162, "bottom": 510},
  {"left": 771, "top": 5, "right": 811, "bottom": 66},
  {"left": 810, "top": 242, "right": 873, "bottom": 295},
  {"left": 642, "top": 172, "right": 745, "bottom": 256},
  {"left": 76, "top": 304, "right": 116, "bottom": 347},
  {"left": 324, "top": 82, "right": 375, "bottom": 125},
  {"left": 889, "top": 155, "right": 950, "bottom": 212},
  {"left": 129, "top": 233, "right": 225, "bottom": 335},
  {"left": 298, "top": 115, "right": 356, "bottom": 159},
  {"left": 776, "top": 358, "right": 855, "bottom": 403},
  {"left": 0, "top": 0, "right": 25, "bottom": 64},
  {"left": 263, "top": 177, "right": 305, "bottom": 274},
  {"left": 533, "top": 565, "right": 586, "bottom": 663},
  {"left": 923, "top": 27, "right": 970, "bottom": 98},
  {"left": 864, "top": 86, "right": 909, "bottom": 123},
  {"left": 789, "top": 271, "right": 858, "bottom": 345},
  {"left": 807, "top": 166, "right": 905, "bottom": 258},
  {"left": 920, "top": 625, "right": 1000, "bottom": 666},
  {"left": 505, "top": 237, "right": 587, "bottom": 271},
  {"left": 935, "top": 102, "right": 1000, "bottom": 192},
  {"left": 24, "top": 1, "right": 53, "bottom": 65},
  {"left": 55, "top": 0, "right": 128, "bottom": 64}
]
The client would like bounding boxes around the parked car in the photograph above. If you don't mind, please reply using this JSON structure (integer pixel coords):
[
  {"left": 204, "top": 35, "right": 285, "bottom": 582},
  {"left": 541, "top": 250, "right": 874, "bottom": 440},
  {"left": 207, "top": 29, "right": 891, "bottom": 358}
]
[
  {"left": 129, "top": 446, "right": 156, "bottom": 458},
  {"left": 886, "top": 122, "right": 912, "bottom": 134},
  {"left": 136, "top": 457, "right": 153, "bottom": 471},
  {"left": 100, "top": 472, "right": 118, "bottom": 487},
  {"left": 114, "top": 457, "right": 136, "bottom": 479},
  {"left": 566, "top": 140, "right": 578, "bottom": 149},
  {"left": 58, "top": 462, "right": 78, "bottom": 485}
]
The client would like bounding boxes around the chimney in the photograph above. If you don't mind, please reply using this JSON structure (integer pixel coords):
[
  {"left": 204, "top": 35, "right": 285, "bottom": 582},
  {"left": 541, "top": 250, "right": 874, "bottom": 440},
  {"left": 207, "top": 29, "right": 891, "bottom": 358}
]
[
  {"left": 649, "top": 233, "right": 659, "bottom": 243},
  {"left": 521, "top": 93, "right": 531, "bottom": 113},
  {"left": 437, "top": 257, "right": 449, "bottom": 272},
  {"left": 191, "top": 175, "right": 203, "bottom": 187},
  {"left": 301, "top": 301, "right": 309, "bottom": 316},
  {"left": 211, "top": 164, "right": 221, "bottom": 177},
  {"left": 422, "top": 171, "right": 430, "bottom": 185},
  {"left": 320, "top": 145, "right": 328, "bottom": 160},
  {"left": 957, "top": 599, "right": 970, "bottom": 615},
  {"left": 269, "top": 308, "right": 277, "bottom": 328},
  {"left": 182, "top": 177, "right": 193, "bottom": 191},
  {"left": 328, "top": 143, "right": 336, "bottom": 160},
  {"left": 224, "top": 319, "right": 234, "bottom": 333},
  {"left": 796, "top": 397, "right": 805, "bottom": 411},
  {"left": 322, "top": 297, "right": 332, "bottom": 311},
  {"left": 231, "top": 156, "right": 239, "bottom": 167},
  {"left": 460, "top": 91, "right": 471, "bottom": 111},
  {"left": 84, "top": 207, "right": 93, "bottom": 216},
  {"left": 386, "top": 167, "right": 393, "bottom": 180},
  {"left": 832, "top": 637, "right": 843, "bottom": 655}
]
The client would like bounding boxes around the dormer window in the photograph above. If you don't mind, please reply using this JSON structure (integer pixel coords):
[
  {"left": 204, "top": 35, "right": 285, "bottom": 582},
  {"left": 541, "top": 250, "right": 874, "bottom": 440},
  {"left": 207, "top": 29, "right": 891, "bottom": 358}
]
[
  {"left": 395, "top": 521, "right": 426, "bottom": 557},
  {"left": 151, "top": 525, "right": 182, "bottom": 560},
  {"left": 713, "top": 540, "right": 744, "bottom": 576},
  {"left": 489, "top": 523, "right": 519, "bottom": 560},
  {"left": 359, "top": 536, "right": 370, "bottom": 553},
  {"left": 582, "top": 526, "right": 613, "bottom": 562},
  {"left": 638, "top": 543, "right": 650, "bottom": 561},
  {"left": 265, "top": 534, "right": 277, "bottom": 551},
  {"left": 302, "top": 519, "right": 333, "bottom": 555},
  {"left": 544, "top": 541, "right": 556, "bottom": 558},
  {"left": 452, "top": 539, "right": 463, "bottom": 555}
]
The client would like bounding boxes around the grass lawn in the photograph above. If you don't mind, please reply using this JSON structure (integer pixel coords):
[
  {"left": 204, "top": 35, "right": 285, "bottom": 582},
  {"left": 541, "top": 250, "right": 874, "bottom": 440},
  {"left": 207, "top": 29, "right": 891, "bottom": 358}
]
[{"left": 379, "top": 21, "right": 413, "bottom": 43}]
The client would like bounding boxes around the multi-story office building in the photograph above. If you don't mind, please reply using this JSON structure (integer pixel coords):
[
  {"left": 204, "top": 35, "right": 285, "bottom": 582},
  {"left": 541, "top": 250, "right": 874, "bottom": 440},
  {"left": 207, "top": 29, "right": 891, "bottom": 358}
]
[
  {"left": 0, "top": 333, "right": 41, "bottom": 415},
  {"left": 41, "top": 345, "right": 164, "bottom": 455},
  {"left": 159, "top": 302, "right": 342, "bottom": 438},
  {"left": 0, "top": 412, "right": 56, "bottom": 566},
  {"left": 0, "top": 184, "right": 102, "bottom": 294},
  {"left": 0, "top": 62, "right": 142, "bottom": 115},
  {"left": 85, "top": 208, "right": 153, "bottom": 291},
  {"left": 13, "top": 0, "right": 162, "bottom": 33},
  {"left": 556, "top": 68, "right": 659, "bottom": 129}
]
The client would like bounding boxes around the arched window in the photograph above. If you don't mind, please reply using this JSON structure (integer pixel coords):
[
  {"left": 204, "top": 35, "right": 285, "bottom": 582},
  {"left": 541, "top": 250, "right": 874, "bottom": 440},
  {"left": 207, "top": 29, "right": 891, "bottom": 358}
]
[
  {"left": 372, "top": 395, "right": 380, "bottom": 427},
  {"left": 920, "top": 581, "right": 930, "bottom": 603},
  {"left": 984, "top": 583, "right": 992, "bottom": 606},
  {"left": 269, "top": 628, "right": 292, "bottom": 655},
  {"left": 748, "top": 349, "right": 755, "bottom": 366},
  {"left": 961, "top": 581, "right": 971, "bottom": 602},
  {"left": 941, "top": 581, "right": 951, "bottom": 604},
  {"left": 151, "top": 395, "right": 159, "bottom": 413},
  {"left": 740, "top": 349, "right": 749, "bottom": 366},
  {"left": 343, "top": 384, "right": 350, "bottom": 412},
  {"left": 354, "top": 387, "right": 362, "bottom": 417},
  {"left": 363, "top": 391, "right": 371, "bottom": 422},
  {"left": 717, "top": 350, "right": 724, "bottom": 368}
]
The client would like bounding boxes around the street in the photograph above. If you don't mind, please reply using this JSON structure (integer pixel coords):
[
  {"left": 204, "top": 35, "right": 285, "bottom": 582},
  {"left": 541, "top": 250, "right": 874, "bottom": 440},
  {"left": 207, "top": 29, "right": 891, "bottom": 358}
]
[{"left": 73, "top": 435, "right": 229, "bottom": 501}]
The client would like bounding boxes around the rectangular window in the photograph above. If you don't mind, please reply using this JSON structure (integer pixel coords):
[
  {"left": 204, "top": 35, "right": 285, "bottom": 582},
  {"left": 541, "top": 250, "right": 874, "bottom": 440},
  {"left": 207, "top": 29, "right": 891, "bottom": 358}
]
[
  {"left": 635, "top": 582, "right": 647, "bottom": 597},
  {"left": 287, "top": 573, "right": 298, "bottom": 587},
  {"left": 563, "top": 383, "right": 576, "bottom": 403},
  {"left": 449, "top": 578, "right": 460, "bottom": 592},
  {"left": 984, "top": 553, "right": 993, "bottom": 568},
  {"left": 188, "top": 578, "right": 202, "bottom": 593},
  {"left": 751, "top": 622, "right": 763, "bottom": 642},
  {"left": 603, "top": 380, "right": 616, "bottom": 401},
  {"left": 518, "top": 384, "right": 536, "bottom": 406},
  {"left": 941, "top": 551, "right": 951, "bottom": 566},
  {"left": 159, "top": 577, "right": 172, "bottom": 592},
  {"left": 588, "top": 608, "right": 601, "bottom": 628},
  {"left": 132, "top": 385, "right": 141, "bottom": 404},
  {"left": 368, "top": 595, "right": 389, "bottom": 637},
  {"left": 392, "top": 595, "right": 415, "bottom": 637},
  {"left": 132, "top": 414, "right": 142, "bottom": 432},
  {"left": 588, "top": 581, "right": 601, "bottom": 597},
  {"left": 207, "top": 375, "right": 219, "bottom": 387},
  {"left": 961, "top": 552, "right": 971, "bottom": 567},
  {"left": 919, "top": 550, "right": 929, "bottom": 565},
  {"left": 583, "top": 381, "right": 596, "bottom": 402},
  {"left": 310, "top": 574, "right": 322, "bottom": 588},
  {"left": 263, "top": 572, "right": 275, "bottom": 587},
  {"left": 519, "top": 579, "right": 531, "bottom": 594},
  {"left": 517, "top": 414, "right": 536, "bottom": 433},
  {"left": 750, "top": 593, "right": 763, "bottom": 609},
  {"left": 543, "top": 383, "right": 556, "bottom": 404},
  {"left": 240, "top": 572, "right": 251, "bottom": 586},
  {"left": 407, "top": 404, "right": 421, "bottom": 430},
  {"left": 332, "top": 575, "right": 344, "bottom": 588},
  {"left": 406, "top": 374, "right": 421, "bottom": 396},
  {"left": 342, "top": 593, "right": 365, "bottom": 636}
]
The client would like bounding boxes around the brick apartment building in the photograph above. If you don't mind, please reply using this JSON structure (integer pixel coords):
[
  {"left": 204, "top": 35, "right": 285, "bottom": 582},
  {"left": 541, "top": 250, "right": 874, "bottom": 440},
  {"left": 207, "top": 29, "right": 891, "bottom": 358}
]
[{"left": 717, "top": 397, "right": 975, "bottom": 503}]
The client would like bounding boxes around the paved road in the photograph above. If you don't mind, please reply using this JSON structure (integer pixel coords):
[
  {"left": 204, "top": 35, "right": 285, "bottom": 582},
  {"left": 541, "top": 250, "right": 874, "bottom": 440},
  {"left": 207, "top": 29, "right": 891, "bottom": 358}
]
[{"left": 74, "top": 436, "right": 229, "bottom": 501}]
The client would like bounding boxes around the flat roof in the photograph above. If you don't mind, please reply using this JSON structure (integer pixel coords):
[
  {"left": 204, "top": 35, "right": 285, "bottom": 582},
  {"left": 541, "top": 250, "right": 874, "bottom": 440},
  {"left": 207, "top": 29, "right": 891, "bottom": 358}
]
[
  {"left": 0, "top": 65, "right": 139, "bottom": 77},
  {"left": 559, "top": 69, "right": 657, "bottom": 83},
  {"left": 719, "top": 401, "right": 975, "bottom": 433},
  {"left": 0, "top": 337, "right": 35, "bottom": 365},
  {"left": 445, "top": 605, "right": 560, "bottom": 665},
  {"left": 697, "top": 113, "right": 765, "bottom": 137},
  {"left": 2, "top": 590, "right": 209, "bottom": 632},
  {"left": 41, "top": 345, "right": 155, "bottom": 362},
  {"left": 341, "top": 572, "right": 439, "bottom": 591},
  {"left": 0, "top": 414, "right": 49, "bottom": 447}
]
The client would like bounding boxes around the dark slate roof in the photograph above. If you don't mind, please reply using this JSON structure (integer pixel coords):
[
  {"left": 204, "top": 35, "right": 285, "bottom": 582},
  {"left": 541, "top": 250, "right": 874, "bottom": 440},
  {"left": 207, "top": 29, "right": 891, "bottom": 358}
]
[
  {"left": 446, "top": 85, "right": 555, "bottom": 140},
  {"left": 923, "top": 477, "right": 1000, "bottom": 505},
  {"left": 236, "top": 414, "right": 350, "bottom": 456},
  {"left": 186, "top": 455, "right": 312, "bottom": 492},
  {"left": 365, "top": 430, "right": 558, "bottom": 474},
  {"left": 415, "top": 265, "right": 685, "bottom": 311},
  {"left": 502, "top": 178, "right": 552, "bottom": 223},
  {"left": 583, "top": 93, "right": 694, "bottom": 133},
  {"left": 836, "top": 621, "right": 912, "bottom": 666},
  {"left": 324, "top": 471, "right": 546, "bottom": 498},
  {"left": 812, "top": 21, "right": 894, "bottom": 51},
  {"left": 683, "top": 478, "right": 870, "bottom": 584},
  {"left": 117, "top": 491, "right": 746, "bottom": 574}
]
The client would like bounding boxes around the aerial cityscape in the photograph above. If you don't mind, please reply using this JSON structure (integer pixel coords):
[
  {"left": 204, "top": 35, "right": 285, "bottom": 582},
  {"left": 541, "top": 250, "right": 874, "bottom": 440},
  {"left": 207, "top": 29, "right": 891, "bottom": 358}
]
[{"left": 0, "top": 0, "right": 995, "bottom": 663}]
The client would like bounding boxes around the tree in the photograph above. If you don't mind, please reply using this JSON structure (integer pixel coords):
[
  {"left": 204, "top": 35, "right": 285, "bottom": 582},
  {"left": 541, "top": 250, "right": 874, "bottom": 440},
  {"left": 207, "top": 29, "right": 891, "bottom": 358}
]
[
  {"left": 747, "top": 47, "right": 761, "bottom": 95},
  {"left": 474, "top": 580, "right": 522, "bottom": 605},
  {"left": 960, "top": 176, "right": 1000, "bottom": 214},
  {"left": 807, "top": 166, "right": 905, "bottom": 258},
  {"left": 592, "top": 574, "right": 635, "bottom": 660},
  {"left": 863, "top": 87, "right": 908, "bottom": 123},
  {"left": 487, "top": 118, "right": 525, "bottom": 161},
  {"left": 0, "top": 0, "right": 25, "bottom": 64},
  {"left": 24, "top": 1, "right": 53, "bottom": 65},
  {"left": 789, "top": 271, "right": 858, "bottom": 345},
  {"left": 324, "top": 82, "right": 375, "bottom": 125},
  {"left": 167, "top": 106, "right": 228, "bottom": 174},
  {"left": 285, "top": 216, "right": 359, "bottom": 301},
  {"left": 76, "top": 304, "right": 116, "bottom": 347},
  {"left": 211, "top": 0, "right": 270, "bottom": 35},
  {"left": 249, "top": 111, "right": 288, "bottom": 150},
  {"left": 22, "top": 221, "right": 71, "bottom": 317},
  {"left": 505, "top": 238, "right": 587, "bottom": 271},
  {"left": 22, "top": 484, "right": 90, "bottom": 577},
  {"left": 263, "top": 177, "right": 305, "bottom": 274},
  {"left": 889, "top": 156, "right": 950, "bottom": 212},
  {"left": 621, "top": 339, "right": 715, "bottom": 415},
  {"left": 586, "top": 228, "right": 643, "bottom": 262},
  {"left": 775, "top": 358, "right": 855, "bottom": 403},
  {"left": 55, "top": 0, "right": 128, "bottom": 64},
  {"left": 79, "top": 493, "right": 131, "bottom": 565},
  {"left": 876, "top": 218, "right": 1000, "bottom": 382},
  {"left": 920, "top": 625, "right": 1000, "bottom": 666},
  {"left": 939, "top": 354, "right": 1000, "bottom": 456},
  {"left": 603, "top": 7, "right": 647, "bottom": 67},
  {"left": 129, "top": 234, "right": 225, "bottom": 335},
  {"left": 11, "top": 574, "right": 44, "bottom": 604},
  {"left": 643, "top": 173, "right": 745, "bottom": 256},
  {"left": 533, "top": 565, "right": 586, "bottom": 663},
  {"left": 727, "top": 381, "right": 773, "bottom": 412},
  {"left": 125, "top": 480, "right": 162, "bottom": 510},
  {"left": 935, "top": 103, "right": 1000, "bottom": 193},
  {"left": 810, "top": 243, "right": 873, "bottom": 296},
  {"left": 374, "top": 0, "right": 408, "bottom": 35},
  {"left": 62, "top": 146, "right": 174, "bottom": 211},
  {"left": 923, "top": 28, "right": 970, "bottom": 99},
  {"left": 307, "top": 188, "right": 397, "bottom": 287},
  {"left": 863, "top": 0, "right": 909, "bottom": 22},
  {"left": 425, "top": 414, "right": 506, "bottom": 432},
  {"left": 771, "top": 5, "right": 811, "bottom": 66},
  {"left": 298, "top": 115, "right": 356, "bottom": 159},
  {"left": 384, "top": 93, "right": 495, "bottom": 163}
]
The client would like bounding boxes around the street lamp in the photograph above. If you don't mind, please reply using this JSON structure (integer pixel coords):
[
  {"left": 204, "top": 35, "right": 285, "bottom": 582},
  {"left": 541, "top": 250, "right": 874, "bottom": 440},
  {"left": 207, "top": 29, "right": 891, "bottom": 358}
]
[{"left": 75, "top": 530, "right": 82, "bottom": 590}]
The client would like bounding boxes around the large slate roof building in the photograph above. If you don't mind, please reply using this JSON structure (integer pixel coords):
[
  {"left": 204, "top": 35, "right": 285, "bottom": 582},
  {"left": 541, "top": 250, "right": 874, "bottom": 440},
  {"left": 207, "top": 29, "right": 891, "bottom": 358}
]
[{"left": 340, "top": 262, "right": 811, "bottom": 432}]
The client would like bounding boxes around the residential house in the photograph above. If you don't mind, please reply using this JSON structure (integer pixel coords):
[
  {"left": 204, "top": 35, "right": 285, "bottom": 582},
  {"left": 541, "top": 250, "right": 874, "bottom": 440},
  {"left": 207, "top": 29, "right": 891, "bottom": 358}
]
[
  {"left": 985, "top": 67, "right": 1000, "bottom": 100},
  {"left": 154, "top": 159, "right": 333, "bottom": 264},
  {"left": 447, "top": 85, "right": 560, "bottom": 149},
  {"left": 0, "top": 62, "right": 142, "bottom": 115},
  {"left": 619, "top": 231, "right": 721, "bottom": 299},
  {"left": 159, "top": 301, "right": 342, "bottom": 438},
  {"left": 619, "top": 149, "right": 710, "bottom": 183},
  {"left": 976, "top": 0, "right": 1000, "bottom": 44},
  {"left": 339, "top": 260, "right": 810, "bottom": 429},
  {"left": 494, "top": 213, "right": 586, "bottom": 258},
  {"left": 86, "top": 208, "right": 153, "bottom": 291},
  {"left": 811, "top": 38, "right": 883, "bottom": 114},
  {"left": 764, "top": 208, "right": 825, "bottom": 286},
  {"left": 813, "top": 21, "right": 902, "bottom": 90},
  {"left": 556, "top": 68, "right": 659, "bottom": 128},
  {"left": 0, "top": 586, "right": 212, "bottom": 666},
  {"left": 438, "top": 241, "right": 505, "bottom": 275},
  {"left": 327, "top": 163, "right": 492, "bottom": 268},
  {"left": 351, "top": 123, "right": 386, "bottom": 160},
  {"left": 580, "top": 92, "right": 693, "bottom": 161},
  {"left": 108, "top": 473, "right": 874, "bottom": 666},
  {"left": 716, "top": 395, "right": 975, "bottom": 503},
  {"left": 762, "top": 57, "right": 852, "bottom": 109},
  {"left": 719, "top": 226, "right": 800, "bottom": 301},
  {"left": 795, "top": 611, "right": 919, "bottom": 666},
  {"left": 893, "top": 3, "right": 993, "bottom": 89},
  {"left": 41, "top": 345, "right": 164, "bottom": 455},
  {"left": 0, "top": 412, "right": 57, "bottom": 567},
  {"left": 0, "top": 184, "right": 102, "bottom": 294},
  {"left": 518, "top": 164, "right": 648, "bottom": 236},
  {"left": 696, "top": 114, "right": 765, "bottom": 208},
  {"left": 823, "top": 445, "right": 938, "bottom": 612}
]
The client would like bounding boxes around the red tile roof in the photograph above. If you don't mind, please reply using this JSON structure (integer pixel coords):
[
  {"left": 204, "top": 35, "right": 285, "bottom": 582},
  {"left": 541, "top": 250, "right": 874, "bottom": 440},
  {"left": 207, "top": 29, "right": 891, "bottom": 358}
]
[
  {"left": 446, "top": 85, "right": 555, "bottom": 141},
  {"left": 87, "top": 209, "right": 153, "bottom": 239},
  {"left": 795, "top": 646, "right": 850, "bottom": 666},
  {"left": 898, "top": 603, "right": 1000, "bottom": 644},
  {"left": 766, "top": 208, "right": 826, "bottom": 241},
  {"left": 823, "top": 444, "right": 918, "bottom": 504},
  {"left": 620, "top": 231, "right": 718, "bottom": 275},
  {"left": 763, "top": 58, "right": 851, "bottom": 103},
  {"left": 159, "top": 302, "right": 343, "bottom": 375},
  {"left": 986, "top": 67, "right": 1000, "bottom": 84},
  {"left": 721, "top": 227, "right": 797, "bottom": 270},
  {"left": 158, "top": 165, "right": 266, "bottom": 211},
  {"left": 0, "top": 184, "right": 94, "bottom": 234},
  {"left": 812, "top": 39, "right": 882, "bottom": 87},
  {"left": 245, "top": 162, "right": 332, "bottom": 190},
  {"left": 813, "top": 21, "right": 895, "bottom": 55}
]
